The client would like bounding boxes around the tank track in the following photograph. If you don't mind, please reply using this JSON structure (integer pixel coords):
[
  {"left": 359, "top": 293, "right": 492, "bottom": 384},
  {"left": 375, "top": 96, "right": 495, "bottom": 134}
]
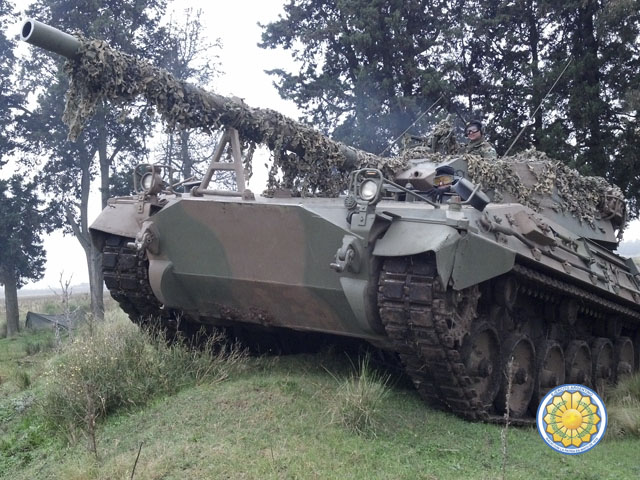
[
  {"left": 102, "top": 235, "right": 167, "bottom": 324},
  {"left": 378, "top": 255, "right": 493, "bottom": 422},
  {"left": 512, "top": 264, "right": 640, "bottom": 321},
  {"left": 377, "top": 254, "right": 640, "bottom": 423}
]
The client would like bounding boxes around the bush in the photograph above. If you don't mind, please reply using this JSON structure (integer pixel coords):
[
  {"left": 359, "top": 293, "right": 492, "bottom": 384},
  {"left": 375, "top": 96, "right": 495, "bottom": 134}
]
[
  {"left": 13, "top": 370, "right": 31, "bottom": 390},
  {"left": 24, "top": 336, "right": 56, "bottom": 356},
  {"left": 329, "top": 355, "right": 391, "bottom": 436},
  {"left": 607, "top": 373, "right": 640, "bottom": 439},
  {"left": 38, "top": 313, "right": 246, "bottom": 442}
]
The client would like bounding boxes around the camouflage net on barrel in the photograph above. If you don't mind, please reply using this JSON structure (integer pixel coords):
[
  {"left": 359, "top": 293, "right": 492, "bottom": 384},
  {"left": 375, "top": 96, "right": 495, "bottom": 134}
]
[{"left": 62, "top": 37, "right": 406, "bottom": 196}]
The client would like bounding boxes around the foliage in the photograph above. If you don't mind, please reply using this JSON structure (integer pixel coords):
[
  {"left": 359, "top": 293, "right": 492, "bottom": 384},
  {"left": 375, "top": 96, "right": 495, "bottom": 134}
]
[
  {"left": 24, "top": 335, "right": 56, "bottom": 356},
  {"left": 261, "top": 0, "right": 640, "bottom": 214},
  {"left": 154, "top": 8, "right": 224, "bottom": 183},
  {"left": 0, "top": 0, "right": 22, "bottom": 168},
  {"left": 38, "top": 311, "right": 246, "bottom": 443},
  {"left": 607, "top": 372, "right": 640, "bottom": 439},
  {"left": 0, "top": 175, "right": 54, "bottom": 335},
  {"left": 18, "top": 0, "right": 171, "bottom": 319},
  {"left": 260, "top": 0, "right": 455, "bottom": 154},
  {"left": 329, "top": 354, "right": 391, "bottom": 435},
  {"left": 21, "top": 0, "right": 168, "bottom": 209},
  {"left": 0, "top": 176, "right": 50, "bottom": 289}
]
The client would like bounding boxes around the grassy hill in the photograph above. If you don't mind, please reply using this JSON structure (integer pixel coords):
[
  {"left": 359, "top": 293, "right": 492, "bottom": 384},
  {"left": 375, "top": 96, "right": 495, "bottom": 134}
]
[{"left": 1, "top": 301, "right": 639, "bottom": 479}]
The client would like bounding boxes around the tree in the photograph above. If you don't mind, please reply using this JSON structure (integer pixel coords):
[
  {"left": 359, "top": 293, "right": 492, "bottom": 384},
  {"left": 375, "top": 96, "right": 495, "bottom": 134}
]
[
  {"left": 0, "top": 176, "right": 50, "bottom": 336},
  {"left": 0, "top": 0, "right": 21, "bottom": 167},
  {"left": 0, "top": 0, "right": 46, "bottom": 337},
  {"left": 18, "top": 0, "right": 170, "bottom": 319},
  {"left": 261, "top": 0, "right": 640, "bottom": 213},
  {"left": 260, "top": 0, "right": 457, "bottom": 154},
  {"left": 153, "top": 9, "right": 223, "bottom": 184},
  {"left": 545, "top": 1, "right": 640, "bottom": 213}
]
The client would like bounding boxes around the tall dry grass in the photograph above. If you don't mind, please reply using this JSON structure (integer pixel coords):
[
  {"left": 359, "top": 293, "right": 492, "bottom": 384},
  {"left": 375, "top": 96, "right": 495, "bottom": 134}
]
[
  {"left": 38, "top": 310, "right": 246, "bottom": 444},
  {"left": 607, "top": 373, "right": 640, "bottom": 439},
  {"left": 329, "top": 354, "right": 391, "bottom": 435}
]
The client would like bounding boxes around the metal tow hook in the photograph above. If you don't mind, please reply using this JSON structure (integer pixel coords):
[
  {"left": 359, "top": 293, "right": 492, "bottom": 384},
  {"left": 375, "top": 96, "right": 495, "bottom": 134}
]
[
  {"left": 129, "top": 222, "right": 160, "bottom": 255},
  {"left": 330, "top": 236, "right": 361, "bottom": 273},
  {"left": 330, "top": 246, "right": 355, "bottom": 273}
]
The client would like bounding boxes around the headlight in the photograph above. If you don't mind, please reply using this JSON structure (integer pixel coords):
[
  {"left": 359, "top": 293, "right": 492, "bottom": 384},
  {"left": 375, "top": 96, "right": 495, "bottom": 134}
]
[
  {"left": 140, "top": 171, "right": 163, "bottom": 195},
  {"left": 141, "top": 172, "right": 154, "bottom": 192},
  {"left": 360, "top": 179, "right": 379, "bottom": 201}
]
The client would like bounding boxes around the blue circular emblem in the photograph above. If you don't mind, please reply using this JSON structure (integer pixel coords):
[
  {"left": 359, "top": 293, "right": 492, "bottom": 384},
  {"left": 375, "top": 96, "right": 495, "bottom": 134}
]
[{"left": 536, "top": 384, "right": 607, "bottom": 454}]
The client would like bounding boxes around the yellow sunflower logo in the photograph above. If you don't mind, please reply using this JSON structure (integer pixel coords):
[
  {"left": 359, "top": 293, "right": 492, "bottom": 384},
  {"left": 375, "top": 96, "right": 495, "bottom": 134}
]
[
  {"left": 536, "top": 385, "right": 607, "bottom": 454},
  {"left": 543, "top": 391, "right": 600, "bottom": 447}
]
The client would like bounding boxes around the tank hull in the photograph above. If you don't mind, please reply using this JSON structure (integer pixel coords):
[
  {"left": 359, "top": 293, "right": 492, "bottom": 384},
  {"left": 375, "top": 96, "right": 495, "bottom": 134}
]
[
  {"left": 91, "top": 186, "right": 640, "bottom": 422},
  {"left": 145, "top": 196, "right": 384, "bottom": 341}
]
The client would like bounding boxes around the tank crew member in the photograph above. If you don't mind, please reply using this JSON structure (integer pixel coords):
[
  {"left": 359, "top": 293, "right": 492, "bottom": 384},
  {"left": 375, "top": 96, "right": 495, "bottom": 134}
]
[
  {"left": 428, "top": 165, "right": 456, "bottom": 202},
  {"left": 464, "top": 120, "right": 497, "bottom": 160}
]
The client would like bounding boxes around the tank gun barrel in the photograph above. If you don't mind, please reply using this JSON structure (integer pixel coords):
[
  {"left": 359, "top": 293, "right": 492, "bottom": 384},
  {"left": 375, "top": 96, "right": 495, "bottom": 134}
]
[
  {"left": 21, "top": 19, "right": 81, "bottom": 60},
  {"left": 19, "top": 19, "right": 386, "bottom": 177}
]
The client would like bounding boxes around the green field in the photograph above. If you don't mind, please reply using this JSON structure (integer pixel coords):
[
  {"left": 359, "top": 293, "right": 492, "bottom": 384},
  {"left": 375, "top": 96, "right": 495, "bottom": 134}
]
[{"left": 1, "top": 297, "right": 639, "bottom": 480}]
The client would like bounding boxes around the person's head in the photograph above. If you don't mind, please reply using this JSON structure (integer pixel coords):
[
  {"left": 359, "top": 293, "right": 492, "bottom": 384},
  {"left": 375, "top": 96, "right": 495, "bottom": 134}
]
[{"left": 465, "top": 120, "right": 483, "bottom": 141}]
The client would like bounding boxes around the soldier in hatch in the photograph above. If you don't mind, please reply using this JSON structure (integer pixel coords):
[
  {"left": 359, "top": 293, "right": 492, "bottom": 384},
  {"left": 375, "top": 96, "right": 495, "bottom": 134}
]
[{"left": 464, "top": 120, "right": 497, "bottom": 160}]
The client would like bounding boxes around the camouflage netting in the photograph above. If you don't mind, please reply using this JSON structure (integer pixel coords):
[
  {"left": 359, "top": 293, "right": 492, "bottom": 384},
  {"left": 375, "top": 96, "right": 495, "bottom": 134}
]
[
  {"left": 62, "top": 37, "right": 407, "bottom": 196},
  {"left": 401, "top": 118, "right": 625, "bottom": 229},
  {"left": 400, "top": 115, "right": 458, "bottom": 163},
  {"left": 60, "top": 37, "right": 624, "bottom": 223},
  {"left": 467, "top": 150, "right": 625, "bottom": 228}
]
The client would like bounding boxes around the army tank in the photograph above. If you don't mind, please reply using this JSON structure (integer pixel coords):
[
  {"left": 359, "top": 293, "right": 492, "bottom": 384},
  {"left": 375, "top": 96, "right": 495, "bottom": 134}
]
[{"left": 22, "top": 19, "right": 640, "bottom": 421}]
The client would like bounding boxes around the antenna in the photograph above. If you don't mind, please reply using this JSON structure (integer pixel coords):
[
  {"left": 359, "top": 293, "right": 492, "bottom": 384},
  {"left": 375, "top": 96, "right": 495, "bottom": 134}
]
[
  {"left": 502, "top": 59, "right": 572, "bottom": 158},
  {"left": 378, "top": 94, "right": 444, "bottom": 156}
]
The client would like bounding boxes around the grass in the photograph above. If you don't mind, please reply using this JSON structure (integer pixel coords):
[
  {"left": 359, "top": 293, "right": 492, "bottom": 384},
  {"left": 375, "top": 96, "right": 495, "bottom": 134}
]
[
  {"left": 607, "top": 374, "right": 640, "bottom": 439},
  {"left": 329, "top": 354, "right": 391, "bottom": 435},
  {"left": 1, "top": 298, "right": 640, "bottom": 479},
  {"left": 6, "top": 354, "right": 639, "bottom": 480},
  {"left": 37, "top": 310, "right": 246, "bottom": 450}
]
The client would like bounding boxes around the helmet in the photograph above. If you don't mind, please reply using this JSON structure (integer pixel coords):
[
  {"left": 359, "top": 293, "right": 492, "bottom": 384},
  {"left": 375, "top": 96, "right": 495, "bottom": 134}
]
[
  {"left": 434, "top": 165, "right": 456, "bottom": 187},
  {"left": 465, "top": 120, "right": 484, "bottom": 135}
]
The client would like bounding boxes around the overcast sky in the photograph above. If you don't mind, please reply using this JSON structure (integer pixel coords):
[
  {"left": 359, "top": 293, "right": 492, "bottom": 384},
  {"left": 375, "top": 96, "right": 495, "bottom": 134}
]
[{"left": 9, "top": 0, "right": 640, "bottom": 291}]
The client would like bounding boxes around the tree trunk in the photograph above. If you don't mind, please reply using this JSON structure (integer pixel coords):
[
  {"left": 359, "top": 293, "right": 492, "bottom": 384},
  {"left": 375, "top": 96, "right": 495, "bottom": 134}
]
[
  {"left": 98, "top": 109, "right": 111, "bottom": 210},
  {"left": 1, "top": 268, "right": 20, "bottom": 336},
  {"left": 69, "top": 145, "right": 105, "bottom": 321},
  {"left": 567, "top": 0, "right": 606, "bottom": 174},
  {"left": 181, "top": 130, "right": 192, "bottom": 180},
  {"left": 86, "top": 243, "right": 105, "bottom": 321},
  {"left": 576, "top": 1, "right": 606, "bottom": 173},
  {"left": 526, "top": 0, "right": 543, "bottom": 146}
]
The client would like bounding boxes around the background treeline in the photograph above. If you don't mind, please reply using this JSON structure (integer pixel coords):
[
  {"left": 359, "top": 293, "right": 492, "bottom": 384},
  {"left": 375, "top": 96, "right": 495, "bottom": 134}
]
[
  {"left": 0, "top": 0, "right": 219, "bottom": 328},
  {"left": 261, "top": 0, "right": 640, "bottom": 212}
]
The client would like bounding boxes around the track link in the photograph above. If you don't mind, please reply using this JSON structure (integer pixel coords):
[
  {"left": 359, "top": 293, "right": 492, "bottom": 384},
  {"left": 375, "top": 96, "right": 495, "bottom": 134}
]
[
  {"left": 378, "top": 254, "right": 489, "bottom": 421},
  {"left": 102, "top": 235, "right": 166, "bottom": 323},
  {"left": 513, "top": 264, "right": 640, "bottom": 321}
]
